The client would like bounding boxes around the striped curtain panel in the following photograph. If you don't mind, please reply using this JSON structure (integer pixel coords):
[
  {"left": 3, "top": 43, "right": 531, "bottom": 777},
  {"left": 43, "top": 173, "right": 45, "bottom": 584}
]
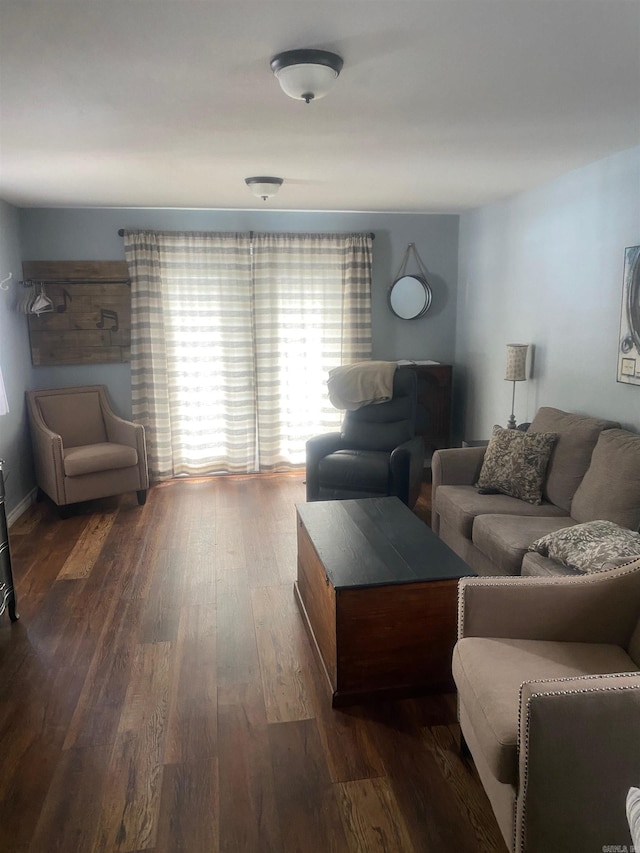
[
  {"left": 125, "top": 230, "right": 254, "bottom": 479},
  {"left": 125, "top": 230, "right": 372, "bottom": 478},
  {"left": 252, "top": 232, "right": 372, "bottom": 470}
]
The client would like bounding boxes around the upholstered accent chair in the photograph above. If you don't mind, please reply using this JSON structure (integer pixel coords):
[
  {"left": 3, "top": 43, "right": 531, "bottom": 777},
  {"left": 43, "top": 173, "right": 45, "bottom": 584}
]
[
  {"left": 305, "top": 367, "right": 424, "bottom": 508},
  {"left": 453, "top": 560, "right": 640, "bottom": 852},
  {"left": 26, "top": 385, "right": 149, "bottom": 515}
]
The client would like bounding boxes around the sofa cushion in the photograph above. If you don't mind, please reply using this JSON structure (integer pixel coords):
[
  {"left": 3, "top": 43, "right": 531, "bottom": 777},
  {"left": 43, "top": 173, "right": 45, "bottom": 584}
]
[
  {"left": 571, "top": 430, "right": 640, "bottom": 530},
  {"left": 476, "top": 426, "right": 558, "bottom": 505},
  {"left": 434, "top": 485, "right": 569, "bottom": 541},
  {"left": 452, "top": 637, "right": 636, "bottom": 785},
  {"left": 472, "top": 515, "right": 577, "bottom": 576},
  {"left": 529, "top": 520, "right": 640, "bottom": 573},
  {"left": 64, "top": 442, "right": 138, "bottom": 477},
  {"left": 318, "top": 449, "right": 391, "bottom": 492},
  {"left": 528, "top": 407, "right": 620, "bottom": 512},
  {"left": 520, "top": 551, "right": 583, "bottom": 577}
]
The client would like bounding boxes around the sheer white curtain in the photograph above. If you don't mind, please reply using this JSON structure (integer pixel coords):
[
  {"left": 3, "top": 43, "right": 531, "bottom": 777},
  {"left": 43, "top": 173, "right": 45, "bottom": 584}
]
[
  {"left": 125, "top": 230, "right": 372, "bottom": 480},
  {"left": 125, "top": 231, "right": 254, "bottom": 479},
  {"left": 0, "top": 365, "right": 8, "bottom": 416},
  {"left": 252, "top": 232, "right": 372, "bottom": 470}
]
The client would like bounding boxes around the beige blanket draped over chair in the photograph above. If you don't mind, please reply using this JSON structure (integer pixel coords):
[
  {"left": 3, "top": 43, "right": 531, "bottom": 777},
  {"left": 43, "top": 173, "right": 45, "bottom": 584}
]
[{"left": 327, "top": 360, "right": 397, "bottom": 411}]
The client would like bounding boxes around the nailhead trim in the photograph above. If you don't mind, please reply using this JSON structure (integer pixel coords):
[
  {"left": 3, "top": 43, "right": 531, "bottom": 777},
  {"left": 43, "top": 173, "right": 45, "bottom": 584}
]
[
  {"left": 457, "top": 559, "right": 640, "bottom": 641},
  {"left": 456, "top": 563, "right": 640, "bottom": 851},
  {"left": 516, "top": 674, "right": 640, "bottom": 853}
]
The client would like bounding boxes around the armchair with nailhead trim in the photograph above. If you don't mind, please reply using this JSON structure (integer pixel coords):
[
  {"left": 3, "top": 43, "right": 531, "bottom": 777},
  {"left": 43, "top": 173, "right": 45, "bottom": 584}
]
[
  {"left": 453, "top": 560, "right": 640, "bottom": 852},
  {"left": 26, "top": 385, "right": 149, "bottom": 517}
]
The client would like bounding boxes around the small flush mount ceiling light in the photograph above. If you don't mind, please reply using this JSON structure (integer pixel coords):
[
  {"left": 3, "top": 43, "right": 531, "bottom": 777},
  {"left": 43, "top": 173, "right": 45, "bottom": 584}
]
[
  {"left": 270, "top": 49, "right": 343, "bottom": 103},
  {"left": 245, "top": 176, "right": 283, "bottom": 201}
]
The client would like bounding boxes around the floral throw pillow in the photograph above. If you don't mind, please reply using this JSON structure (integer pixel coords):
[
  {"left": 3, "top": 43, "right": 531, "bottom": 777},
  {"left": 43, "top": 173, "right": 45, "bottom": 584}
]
[
  {"left": 529, "top": 520, "right": 640, "bottom": 573},
  {"left": 627, "top": 788, "right": 640, "bottom": 851},
  {"left": 476, "top": 425, "right": 558, "bottom": 505}
]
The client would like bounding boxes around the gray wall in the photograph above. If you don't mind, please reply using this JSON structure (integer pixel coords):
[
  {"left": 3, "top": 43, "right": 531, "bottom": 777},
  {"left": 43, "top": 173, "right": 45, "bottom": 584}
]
[
  {"left": 455, "top": 145, "right": 640, "bottom": 444},
  {"left": 0, "top": 207, "right": 457, "bottom": 512},
  {"left": 19, "top": 209, "right": 460, "bottom": 419},
  {"left": 0, "top": 201, "right": 35, "bottom": 518},
  {"left": 7, "top": 145, "right": 639, "bottom": 514}
]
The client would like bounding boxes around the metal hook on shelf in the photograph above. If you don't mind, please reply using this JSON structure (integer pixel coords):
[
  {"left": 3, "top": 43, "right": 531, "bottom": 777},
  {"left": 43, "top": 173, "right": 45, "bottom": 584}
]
[{"left": 0, "top": 272, "right": 12, "bottom": 291}]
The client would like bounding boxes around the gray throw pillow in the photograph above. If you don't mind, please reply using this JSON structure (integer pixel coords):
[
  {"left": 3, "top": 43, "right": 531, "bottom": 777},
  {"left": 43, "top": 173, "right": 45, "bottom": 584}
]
[
  {"left": 529, "top": 519, "right": 640, "bottom": 573},
  {"left": 570, "top": 429, "right": 640, "bottom": 531},
  {"left": 528, "top": 407, "right": 619, "bottom": 512},
  {"left": 476, "top": 425, "right": 558, "bottom": 505}
]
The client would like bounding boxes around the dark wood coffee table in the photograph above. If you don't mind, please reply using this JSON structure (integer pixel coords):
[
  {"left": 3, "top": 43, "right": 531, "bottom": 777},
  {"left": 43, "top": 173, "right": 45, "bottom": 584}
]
[{"left": 294, "top": 496, "right": 475, "bottom": 706}]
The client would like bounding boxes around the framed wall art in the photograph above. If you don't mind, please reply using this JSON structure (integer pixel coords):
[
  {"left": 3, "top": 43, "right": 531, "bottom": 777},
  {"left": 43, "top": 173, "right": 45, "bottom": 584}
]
[{"left": 617, "top": 245, "right": 640, "bottom": 386}]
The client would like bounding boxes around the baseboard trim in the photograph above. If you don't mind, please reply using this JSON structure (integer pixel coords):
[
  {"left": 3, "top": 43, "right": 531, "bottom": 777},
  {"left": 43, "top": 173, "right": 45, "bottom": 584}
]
[{"left": 7, "top": 488, "right": 38, "bottom": 527}]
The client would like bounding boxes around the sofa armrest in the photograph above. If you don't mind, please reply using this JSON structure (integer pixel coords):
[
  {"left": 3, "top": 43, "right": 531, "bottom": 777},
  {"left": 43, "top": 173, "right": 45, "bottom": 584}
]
[
  {"left": 431, "top": 446, "right": 487, "bottom": 533},
  {"left": 28, "top": 407, "right": 66, "bottom": 504},
  {"left": 431, "top": 446, "right": 487, "bottom": 489},
  {"left": 390, "top": 436, "right": 424, "bottom": 506},
  {"left": 515, "top": 673, "right": 640, "bottom": 853},
  {"left": 103, "top": 407, "right": 140, "bottom": 447},
  {"left": 102, "top": 407, "right": 149, "bottom": 488},
  {"left": 458, "top": 560, "right": 640, "bottom": 645},
  {"left": 305, "top": 432, "right": 347, "bottom": 501}
]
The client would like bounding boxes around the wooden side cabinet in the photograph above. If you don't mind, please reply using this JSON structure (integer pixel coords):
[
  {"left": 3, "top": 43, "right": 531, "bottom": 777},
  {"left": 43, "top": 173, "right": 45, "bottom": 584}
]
[{"left": 407, "top": 364, "right": 453, "bottom": 457}]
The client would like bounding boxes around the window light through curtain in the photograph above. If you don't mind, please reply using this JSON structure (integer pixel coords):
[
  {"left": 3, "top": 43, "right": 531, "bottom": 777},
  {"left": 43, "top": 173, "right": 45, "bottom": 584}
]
[
  {"left": 0, "top": 365, "right": 8, "bottom": 416},
  {"left": 124, "top": 230, "right": 372, "bottom": 480},
  {"left": 252, "top": 232, "right": 372, "bottom": 470}
]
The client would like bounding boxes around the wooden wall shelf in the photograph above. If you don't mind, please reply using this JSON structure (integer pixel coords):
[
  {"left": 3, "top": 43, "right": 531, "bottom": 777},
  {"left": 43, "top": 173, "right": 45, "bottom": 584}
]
[{"left": 22, "top": 261, "right": 131, "bottom": 366}]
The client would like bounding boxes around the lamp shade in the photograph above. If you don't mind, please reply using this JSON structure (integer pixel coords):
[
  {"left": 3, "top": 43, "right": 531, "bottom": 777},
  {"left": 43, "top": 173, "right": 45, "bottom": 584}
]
[
  {"left": 505, "top": 344, "right": 529, "bottom": 381},
  {"left": 270, "top": 49, "right": 343, "bottom": 103},
  {"left": 0, "top": 366, "right": 8, "bottom": 416}
]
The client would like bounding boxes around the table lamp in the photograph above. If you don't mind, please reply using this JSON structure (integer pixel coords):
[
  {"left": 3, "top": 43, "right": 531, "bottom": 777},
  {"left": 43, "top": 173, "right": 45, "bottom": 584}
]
[{"left": 505, "top": 344, "right": 528, "bottom": 429}]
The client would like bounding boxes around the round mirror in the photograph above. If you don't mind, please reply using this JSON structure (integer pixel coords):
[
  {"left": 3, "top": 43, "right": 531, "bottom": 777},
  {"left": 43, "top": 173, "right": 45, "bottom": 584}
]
[
  {"left": 627, "top": 251, "right": 640, "bottom": 351},
  {"left": 388, "top": 275, "right": 432, "bottom": 320}
]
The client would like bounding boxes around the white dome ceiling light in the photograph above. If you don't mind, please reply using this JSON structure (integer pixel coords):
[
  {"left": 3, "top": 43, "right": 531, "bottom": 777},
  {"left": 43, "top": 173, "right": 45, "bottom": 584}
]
[
  {"left": 270, "top": 49, "right": 343, "bottom": 104},
  {"left": 245, "top": 176, "right": 283, "bottom": 201}
]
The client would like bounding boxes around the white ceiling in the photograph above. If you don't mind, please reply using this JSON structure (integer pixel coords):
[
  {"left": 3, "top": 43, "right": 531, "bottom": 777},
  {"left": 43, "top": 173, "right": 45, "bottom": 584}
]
[{"left": 1, "top": 0, "right": 639, "bottom": 212}]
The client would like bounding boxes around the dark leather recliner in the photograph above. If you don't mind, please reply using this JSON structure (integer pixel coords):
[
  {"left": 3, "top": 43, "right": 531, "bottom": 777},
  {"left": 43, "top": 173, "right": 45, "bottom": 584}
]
[{"left": 305, "top": 367, "right": 424, "bottom": 508}]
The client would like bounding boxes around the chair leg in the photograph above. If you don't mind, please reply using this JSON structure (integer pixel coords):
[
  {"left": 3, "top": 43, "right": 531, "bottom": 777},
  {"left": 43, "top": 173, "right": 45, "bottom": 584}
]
[
  {"left": 137, "top": 490, "right": 147, "bottom": 506},
  {"left": 57, "top": 504, "right": 73, "bottom": 520},
  {"left": 7, "top": 588, "right": 19, "bottom": 622}
]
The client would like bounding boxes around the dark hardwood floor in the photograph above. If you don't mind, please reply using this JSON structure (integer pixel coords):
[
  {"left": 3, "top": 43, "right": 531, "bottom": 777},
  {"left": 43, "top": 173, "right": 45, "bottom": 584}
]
[{"left": 0, "top": 475, "right": 505, "bottom": 852}]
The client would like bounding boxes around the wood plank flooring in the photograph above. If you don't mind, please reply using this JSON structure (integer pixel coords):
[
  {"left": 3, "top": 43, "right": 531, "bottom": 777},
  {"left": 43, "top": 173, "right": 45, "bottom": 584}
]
[{"left": 0, "top": 475, "right": 506, "bottom": 852}]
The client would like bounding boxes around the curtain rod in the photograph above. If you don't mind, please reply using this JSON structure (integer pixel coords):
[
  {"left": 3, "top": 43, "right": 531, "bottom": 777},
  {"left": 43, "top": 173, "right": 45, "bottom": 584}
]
[{"left": 117, "top": 228, "right": 374, "bottom": 239}]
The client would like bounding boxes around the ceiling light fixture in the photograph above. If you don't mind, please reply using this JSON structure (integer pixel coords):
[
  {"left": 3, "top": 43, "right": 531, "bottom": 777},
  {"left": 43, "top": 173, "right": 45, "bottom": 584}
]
[
  {"left": 245, "top": 176, "right": 283, "bottom": 201},
  {"left": 270, "top": 49, "right": 343, "bottom": 104}
]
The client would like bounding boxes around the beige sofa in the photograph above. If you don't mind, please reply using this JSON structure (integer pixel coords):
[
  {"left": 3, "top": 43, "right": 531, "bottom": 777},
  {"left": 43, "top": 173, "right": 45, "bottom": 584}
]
[
  {"left": 453, "top": 559, "right": 640, "bottom": 852},
  {"left": 432, "top": 407, "right": 640, "bottom": 577}
]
